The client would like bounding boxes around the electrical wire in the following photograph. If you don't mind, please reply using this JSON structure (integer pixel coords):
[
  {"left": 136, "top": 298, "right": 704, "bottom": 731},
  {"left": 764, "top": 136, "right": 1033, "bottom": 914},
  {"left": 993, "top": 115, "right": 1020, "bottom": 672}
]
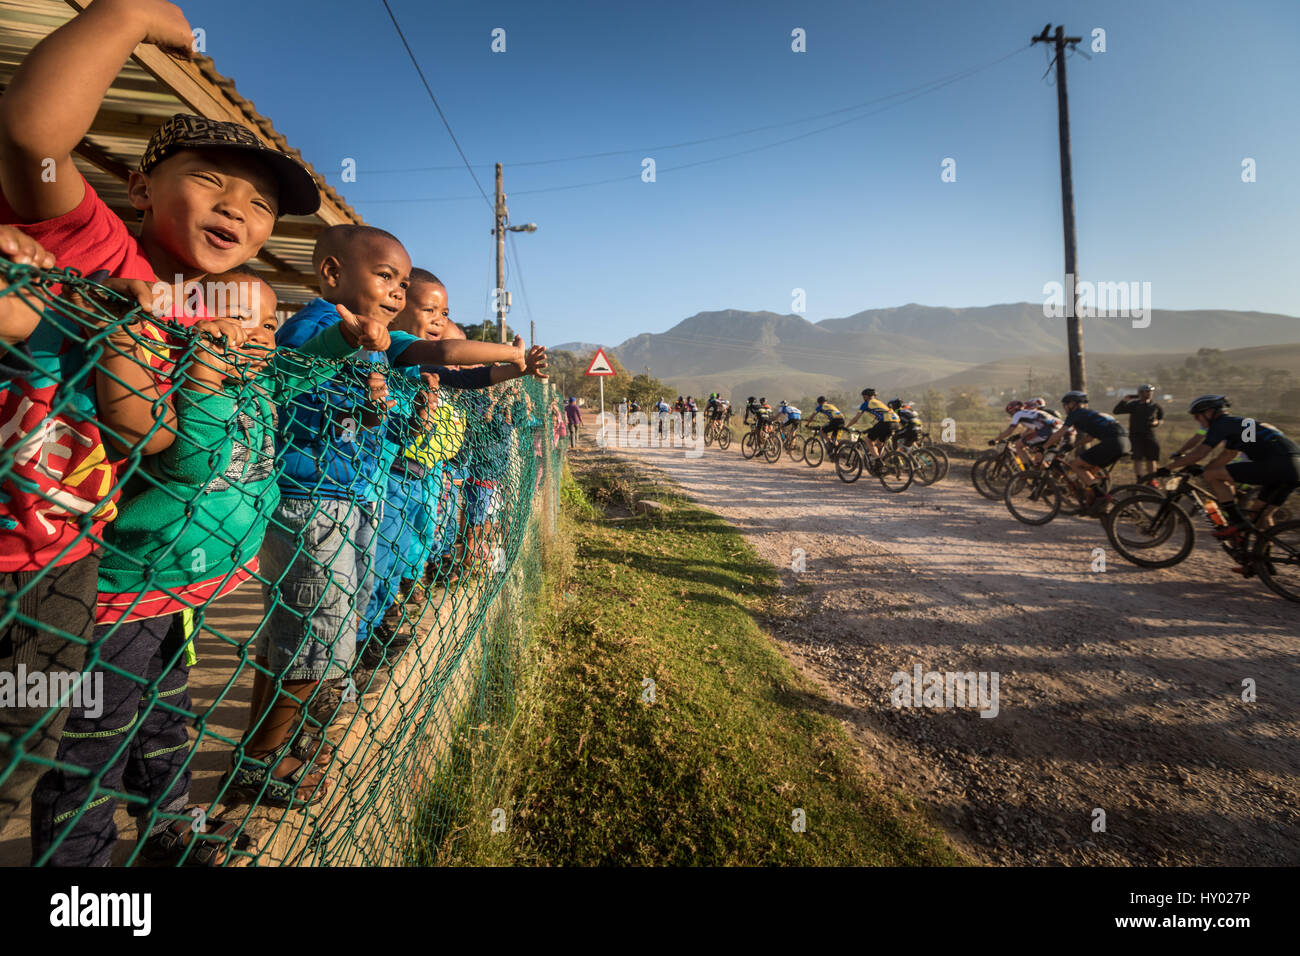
[
  {"left": 356, "top": 42, "right": 1032, "bottom": 205},
  {"left": 367, "top": 43, "right": 1031, "bottom": 175},
  {"left": 506, "top": 230, "right": 536, "bottom": 342},
  {"left": 379, "top": 0, "right": 492, "bottom": 210}
]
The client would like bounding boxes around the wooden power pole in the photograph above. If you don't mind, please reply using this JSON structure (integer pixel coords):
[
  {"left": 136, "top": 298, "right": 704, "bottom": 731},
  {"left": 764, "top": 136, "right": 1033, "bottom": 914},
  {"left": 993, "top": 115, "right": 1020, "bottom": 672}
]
[
  {"left": 495, "top": 162, "right": 508, "bottom": 343},
  {"left": 1033, "top": 24, "right": 1085, "bottom": 392}
]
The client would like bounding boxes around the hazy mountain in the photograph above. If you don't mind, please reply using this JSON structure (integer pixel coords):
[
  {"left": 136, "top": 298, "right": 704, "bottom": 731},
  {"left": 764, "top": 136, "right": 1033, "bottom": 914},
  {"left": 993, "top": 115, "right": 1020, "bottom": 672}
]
[
  {"left": 577, "top": 302, "right": 1298, "bottom": 402},
  {"left": 551, "top": 341, "right": 606, "bottom": 356},
  {"left": 911, "top": 344, "right": 1300, "bottom": 395}
]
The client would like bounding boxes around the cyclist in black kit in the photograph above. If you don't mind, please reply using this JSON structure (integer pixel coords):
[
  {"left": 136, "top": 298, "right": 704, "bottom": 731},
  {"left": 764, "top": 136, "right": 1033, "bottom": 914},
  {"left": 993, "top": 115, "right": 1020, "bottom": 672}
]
[
  {"left": 1044, "top": 391, "right": 1130, "bottom": 511},
  {"left": 1161, "top": 394, "right": 1300, "bottom": 537}
]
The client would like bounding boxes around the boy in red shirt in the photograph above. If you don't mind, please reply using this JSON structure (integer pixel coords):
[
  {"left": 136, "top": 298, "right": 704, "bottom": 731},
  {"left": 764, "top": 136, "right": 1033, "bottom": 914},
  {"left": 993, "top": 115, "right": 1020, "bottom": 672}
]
[{"left": 0, "top": 0, "right": 321, "bottom": 834}]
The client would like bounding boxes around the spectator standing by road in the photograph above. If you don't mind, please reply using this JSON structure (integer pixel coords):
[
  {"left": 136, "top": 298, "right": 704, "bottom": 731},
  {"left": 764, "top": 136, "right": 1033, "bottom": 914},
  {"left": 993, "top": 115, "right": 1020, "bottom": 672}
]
[
  {"left": 565, "top": 396, "right": 582, "bottom": 447},
  {"left": 1114, "top": 385, "right": 1164, "bottom": 482}
]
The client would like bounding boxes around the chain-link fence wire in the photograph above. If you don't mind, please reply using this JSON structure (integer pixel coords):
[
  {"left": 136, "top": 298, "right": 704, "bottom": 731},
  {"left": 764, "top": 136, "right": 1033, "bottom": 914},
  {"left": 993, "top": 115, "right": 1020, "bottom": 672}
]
[{"left": 0, "top": 258, "right": 565, "bottom": 865}]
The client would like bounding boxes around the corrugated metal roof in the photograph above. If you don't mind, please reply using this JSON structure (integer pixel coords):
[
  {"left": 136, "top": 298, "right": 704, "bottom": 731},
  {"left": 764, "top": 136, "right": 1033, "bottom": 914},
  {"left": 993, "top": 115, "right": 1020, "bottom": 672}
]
[{"left": 0, "top": 0, "right": 365, "bottom": 311}]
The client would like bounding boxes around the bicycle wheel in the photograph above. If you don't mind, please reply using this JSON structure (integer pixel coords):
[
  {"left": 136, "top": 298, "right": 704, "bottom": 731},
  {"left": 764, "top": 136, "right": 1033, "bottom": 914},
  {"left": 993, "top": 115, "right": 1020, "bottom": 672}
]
[
  {"left": 786, "top": 432, "right": 805, "bottom": 463},
  {"left": 1103, "top": 491, "right": 1196, "bottom": 568},
  {"left": 804, "top": 435, "right": 825, "bottom": 468},
  {"left": 1004, "top": 472, "right": 1063, "bottom": 525},
  {"left": 704, "top": 422, "right": 715, "bottom": 447},
  {"left": 1254, "top": 519, "right": 1300, "bottom": 603},
  {"left": 740, "top": 431, "right": 757, "bottom": 459},
  {"left": 970, "top": 454, "right": 993, "bottom": 496},
  {"left": 927, "top": 445, "right": 950, "bottom": 482},
  {"left": 835, "top": 443, "right": 863, "bottom": 483},
  {"left": 971, "top": 453, "right": 1010, "bottom": 500},
  {"left": 763, "top": 433, "right": 782, "bottom": 463},
  {"left": 976, "top": 455, "right": 1017, "bottom": 501},
  {"left": 1102, "top": 488, "right": 1177, "bottom": 546},
  {"left": 717, "top": 426, "right": 731, "bottom": 450},
  {"left": 910, "top": 448, "right": 940, "bottom": 486},
  {"left": 875, "top": 450, "right": 914, "bottom": 492}
]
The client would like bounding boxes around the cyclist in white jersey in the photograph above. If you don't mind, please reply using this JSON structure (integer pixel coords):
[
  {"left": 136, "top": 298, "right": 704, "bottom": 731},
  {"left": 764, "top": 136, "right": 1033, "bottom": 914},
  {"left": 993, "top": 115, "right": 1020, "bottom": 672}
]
[{"left": 988, "top": 400, "right": 1063, "bottom": 457}]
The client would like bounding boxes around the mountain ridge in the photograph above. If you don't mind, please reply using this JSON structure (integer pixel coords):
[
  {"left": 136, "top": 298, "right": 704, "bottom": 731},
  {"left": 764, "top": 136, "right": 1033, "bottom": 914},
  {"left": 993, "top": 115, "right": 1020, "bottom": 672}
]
[{"left": 553, "top": 302, "right": 1299, "bottom": 400}]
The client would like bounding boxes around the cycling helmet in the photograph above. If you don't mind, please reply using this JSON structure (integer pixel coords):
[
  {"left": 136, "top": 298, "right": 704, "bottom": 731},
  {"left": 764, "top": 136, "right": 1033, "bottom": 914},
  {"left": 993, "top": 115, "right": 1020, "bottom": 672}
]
[
  {"left": 1188, "top": 394, "right": 1230, "bottom": 415},
  {"left": 1027, "top": 397, "right": 1046, "bottom": 409},
  {"left": 1061, "top": 390, "right": 1087, "bottom": 405},
  {"left": 759, "top": 397, "right": 767, "bottom": 405},
  {"left": 861, "top": 388, "right": 876, "bottom": 397},
  {"left": 888, "top": 398, "right": 903, "bottom": 410},
  {"left": 1137, "top": 383, "right": 1154, "bottom": 392},
  {"left": 747, "top": 396, "right": 756, "bottom": 404},
  {"left": 1005, "top": 400, "right": 1023, "bottom": 415},
  {"left": 816, "top": 396, "right": 827, "bottom": 405}
]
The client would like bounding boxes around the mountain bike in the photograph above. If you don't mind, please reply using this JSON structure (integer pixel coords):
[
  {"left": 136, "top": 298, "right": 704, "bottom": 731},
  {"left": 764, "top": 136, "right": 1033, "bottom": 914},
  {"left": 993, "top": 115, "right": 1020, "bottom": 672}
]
[
  {"left": 890, "top": 430, "right": 948, "bottom": 485},
  {"left": 833, "top": 430, "right": 915, "bottom": 492},
  {"left": 1104, "top": 467, "right": 1300, "bottom": 602},
  {"left": 972, "top": 439, "right": 1033, "bottom": 500},
  {"left": 703, "top": 415, "right": 722, "bottom": 447},
  {"left": 777, "top": 420, "right": 805, "bottom": 462},
  {"left": 1002, "top": 447, "right": 1115, "bottom": 525},
  {"left": 802, "top": 424, "right": 847, "bottom": 468},
  {"left": 740, "top": 420, "right": 782, "bottom": 463},
  {"left": 704, "top": 413, "right": 732, "bottom": 448}
]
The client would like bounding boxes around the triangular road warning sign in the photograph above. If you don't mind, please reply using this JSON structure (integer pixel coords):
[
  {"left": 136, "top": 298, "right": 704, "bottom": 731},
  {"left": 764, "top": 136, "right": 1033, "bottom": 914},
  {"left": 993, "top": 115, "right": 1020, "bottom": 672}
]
[{"left": 585, "top": 348, "right": 616, "bottom": 376}]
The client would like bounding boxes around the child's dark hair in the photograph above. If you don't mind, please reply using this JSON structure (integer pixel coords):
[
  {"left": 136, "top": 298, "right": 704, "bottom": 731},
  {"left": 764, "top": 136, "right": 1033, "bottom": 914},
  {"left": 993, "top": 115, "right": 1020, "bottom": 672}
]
[
  {"left": 311, "top": 224, "right": 404, "bottom": 269},
  {"left": 410, "top": 267, "right": 444, "bottom": 287}
]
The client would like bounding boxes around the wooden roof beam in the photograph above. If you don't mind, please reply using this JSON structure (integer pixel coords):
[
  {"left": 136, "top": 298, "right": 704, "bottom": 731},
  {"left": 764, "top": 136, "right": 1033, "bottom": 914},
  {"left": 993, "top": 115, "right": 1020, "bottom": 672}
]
[
  {"left": 63, "top": 0, "right": 361, "bottom": 228},
  {"left": 73, "top": 136, "right": 133, "bottom": 182}
]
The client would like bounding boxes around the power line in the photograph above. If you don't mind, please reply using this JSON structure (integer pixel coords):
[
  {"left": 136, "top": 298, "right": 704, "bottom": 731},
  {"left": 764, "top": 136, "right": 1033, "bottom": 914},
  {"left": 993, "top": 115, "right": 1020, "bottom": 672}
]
[
  {"left": 506, "top": 230, "right": 535, "bottom": 337},
  {"left": 367, "top": 43, "right": 1030, "bottom": 175},
  {"left": 379, "top": 0, "right": 492, "bottom": 210},
  {"left": 355, "top": 42, "right": 1031, "bottom": 205}
]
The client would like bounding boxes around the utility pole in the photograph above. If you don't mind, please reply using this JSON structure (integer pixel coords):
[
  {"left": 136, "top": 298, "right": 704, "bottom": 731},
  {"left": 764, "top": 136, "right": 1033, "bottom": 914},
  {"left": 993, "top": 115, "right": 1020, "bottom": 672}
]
[
  {"left": 494, "top": 163, "right": 507, "bottom": 343},
  {"left": 491, "top": 164, "right": 538, "bottom": 344},
  {"left": 1032, "top": 24, "right": 1085, "bottom": 392}
]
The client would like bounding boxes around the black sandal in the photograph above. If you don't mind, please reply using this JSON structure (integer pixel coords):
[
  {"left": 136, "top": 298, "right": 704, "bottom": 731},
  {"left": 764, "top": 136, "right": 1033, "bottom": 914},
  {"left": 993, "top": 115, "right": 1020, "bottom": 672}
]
[{"left": 138, "top": 814, "right": 250, "bottom": 867}]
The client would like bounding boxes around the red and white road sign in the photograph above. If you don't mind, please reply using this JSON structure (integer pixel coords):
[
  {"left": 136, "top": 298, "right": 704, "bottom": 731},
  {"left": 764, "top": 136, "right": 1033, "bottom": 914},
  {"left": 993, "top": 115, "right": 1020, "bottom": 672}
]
[{"left": 585, "top": 348, "right": 616, "bottom": 376}]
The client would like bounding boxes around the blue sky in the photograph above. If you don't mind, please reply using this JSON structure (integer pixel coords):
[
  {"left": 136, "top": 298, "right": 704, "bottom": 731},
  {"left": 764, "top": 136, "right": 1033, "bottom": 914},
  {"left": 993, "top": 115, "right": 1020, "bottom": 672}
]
[{"left": 184, "top": 0, "right": 1300, "bottom": 347}]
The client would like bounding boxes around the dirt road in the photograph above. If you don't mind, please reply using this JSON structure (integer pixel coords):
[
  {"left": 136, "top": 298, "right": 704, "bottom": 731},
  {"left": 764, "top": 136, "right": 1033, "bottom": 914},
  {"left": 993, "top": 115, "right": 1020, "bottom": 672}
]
[{"left": 603, "top": 438, "right": 1298, "bottom": 865}]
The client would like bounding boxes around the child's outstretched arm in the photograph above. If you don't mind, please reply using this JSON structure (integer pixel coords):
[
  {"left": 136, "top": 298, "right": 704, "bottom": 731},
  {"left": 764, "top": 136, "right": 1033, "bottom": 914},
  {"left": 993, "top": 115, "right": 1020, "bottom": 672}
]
[
  {"left": 0, "top": 0, "right": 194, "bottom": 221},
  {"left": 391, "top": 337, "right": 524, "bottom": 369}
]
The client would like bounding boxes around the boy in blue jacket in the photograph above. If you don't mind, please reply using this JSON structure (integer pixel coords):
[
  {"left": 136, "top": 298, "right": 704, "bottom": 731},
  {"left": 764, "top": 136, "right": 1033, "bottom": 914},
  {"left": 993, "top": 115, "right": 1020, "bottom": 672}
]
[
  {"left": 355, "top": 269, "right": 548, "bottom": 670},
  {"left": 235, "top": 227, "right": 528, "bottom": 806}
]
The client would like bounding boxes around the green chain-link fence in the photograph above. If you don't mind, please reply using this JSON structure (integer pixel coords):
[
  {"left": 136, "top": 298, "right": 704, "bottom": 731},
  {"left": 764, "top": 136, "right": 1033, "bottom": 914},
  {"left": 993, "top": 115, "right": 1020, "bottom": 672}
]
[{"left": 0, "top": 257, "right": 564, "bottom": 865}]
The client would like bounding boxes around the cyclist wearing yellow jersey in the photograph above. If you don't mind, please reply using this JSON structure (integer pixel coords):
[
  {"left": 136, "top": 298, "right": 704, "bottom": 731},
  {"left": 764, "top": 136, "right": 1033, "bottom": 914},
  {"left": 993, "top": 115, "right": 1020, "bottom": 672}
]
[
  {"left": 847, "top": 387, "right": 899, "bottom": 457},
  {"left": 811, "top": 396, "right": 846, "bottom": 442}
]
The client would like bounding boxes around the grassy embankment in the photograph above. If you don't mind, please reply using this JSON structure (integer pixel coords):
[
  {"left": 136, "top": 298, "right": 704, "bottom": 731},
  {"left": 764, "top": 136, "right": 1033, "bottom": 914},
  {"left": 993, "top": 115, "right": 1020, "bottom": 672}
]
[{"left": 431, "top": 455, "right": 963, "bottom": 866}]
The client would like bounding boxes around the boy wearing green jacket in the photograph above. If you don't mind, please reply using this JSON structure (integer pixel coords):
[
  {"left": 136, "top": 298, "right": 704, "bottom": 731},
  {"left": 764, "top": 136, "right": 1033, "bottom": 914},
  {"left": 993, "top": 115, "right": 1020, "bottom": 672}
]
[{"left": 32, "top": 270, "right": 389, "bottom": 866}]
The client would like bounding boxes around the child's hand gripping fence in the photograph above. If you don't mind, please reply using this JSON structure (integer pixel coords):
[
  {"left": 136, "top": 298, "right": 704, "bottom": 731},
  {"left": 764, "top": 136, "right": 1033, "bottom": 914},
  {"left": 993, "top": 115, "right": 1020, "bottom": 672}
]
[{"left": 0, "top": 257, "right": 564, "bottom": 865}]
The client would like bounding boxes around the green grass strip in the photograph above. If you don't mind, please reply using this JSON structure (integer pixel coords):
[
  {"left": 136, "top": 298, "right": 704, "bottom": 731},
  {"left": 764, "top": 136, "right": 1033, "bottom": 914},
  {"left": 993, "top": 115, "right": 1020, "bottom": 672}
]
[{"left": 447, "top": 457, "right": 965, "bottom": 866}]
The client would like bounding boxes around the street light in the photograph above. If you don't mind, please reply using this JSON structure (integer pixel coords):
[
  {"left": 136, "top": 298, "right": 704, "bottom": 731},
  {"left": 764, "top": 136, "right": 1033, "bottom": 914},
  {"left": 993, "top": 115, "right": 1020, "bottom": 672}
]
[{"left": 496, "top": 222, "right": 538, "bottom": 342}]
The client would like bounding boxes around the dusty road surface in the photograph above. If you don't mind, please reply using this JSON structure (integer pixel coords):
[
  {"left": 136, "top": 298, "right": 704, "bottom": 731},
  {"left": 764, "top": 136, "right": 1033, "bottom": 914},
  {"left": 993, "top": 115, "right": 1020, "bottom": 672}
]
[{"left": 601, "top": 438, "right": 1298, "bottom": 865}]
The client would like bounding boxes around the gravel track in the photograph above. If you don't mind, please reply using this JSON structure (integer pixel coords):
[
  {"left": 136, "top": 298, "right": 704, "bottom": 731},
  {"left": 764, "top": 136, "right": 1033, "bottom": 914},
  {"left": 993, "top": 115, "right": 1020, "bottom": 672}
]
[{"left": 602, "top": 439, "right": 1299, "bottom": 866}]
